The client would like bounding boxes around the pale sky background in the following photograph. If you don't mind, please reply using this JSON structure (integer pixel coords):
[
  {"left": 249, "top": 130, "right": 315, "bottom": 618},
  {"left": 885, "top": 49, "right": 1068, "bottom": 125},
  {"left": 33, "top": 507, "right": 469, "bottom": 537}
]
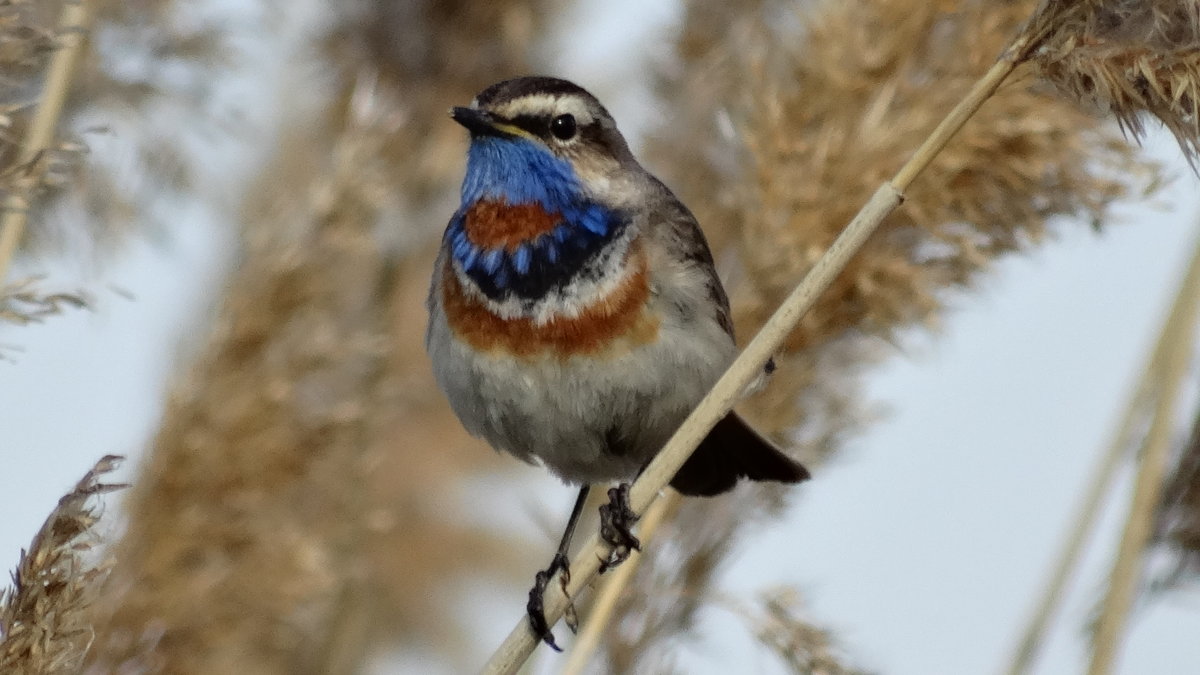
[{"left": 3, "top": 2, "right": 1200, "bottom": 674}]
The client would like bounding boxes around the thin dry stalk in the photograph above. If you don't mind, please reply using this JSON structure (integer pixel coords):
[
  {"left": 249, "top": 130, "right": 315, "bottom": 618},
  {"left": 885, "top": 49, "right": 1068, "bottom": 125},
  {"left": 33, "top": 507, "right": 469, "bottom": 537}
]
[
  {"left": 0, "top": 455, "right": 126, "bottom": 675},
  {"left": 1003, "top": 378, "right": 1150, "bottom": 675},
  {"left": 482, "top": 21, "right": 1055, "bottom": 675},
  {"left": 0, "top": 0, "right": 93, "bottom": 284},
  {"left": 1004, "top": 232, "right": 1200, "bottom": 674},
  {"left": 1086, "top": 235, "right": 1200, "bottom": 675}
]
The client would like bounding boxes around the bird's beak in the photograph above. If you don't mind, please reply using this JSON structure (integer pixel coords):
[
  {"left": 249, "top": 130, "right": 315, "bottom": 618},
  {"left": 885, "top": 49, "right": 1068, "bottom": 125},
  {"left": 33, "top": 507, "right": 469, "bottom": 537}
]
[{"left": 450, "top": 106, "right": 511, "bottom": 138}]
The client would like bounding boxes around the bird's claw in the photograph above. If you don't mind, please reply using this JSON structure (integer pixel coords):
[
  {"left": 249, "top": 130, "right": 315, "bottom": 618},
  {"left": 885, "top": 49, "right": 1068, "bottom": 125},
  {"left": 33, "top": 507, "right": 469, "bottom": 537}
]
[
  {"left": 598, "top": 483, "right": 640, "bottom": 573},
  {"left": 527, "top": 552, "right": 573, "bottom": 651}
]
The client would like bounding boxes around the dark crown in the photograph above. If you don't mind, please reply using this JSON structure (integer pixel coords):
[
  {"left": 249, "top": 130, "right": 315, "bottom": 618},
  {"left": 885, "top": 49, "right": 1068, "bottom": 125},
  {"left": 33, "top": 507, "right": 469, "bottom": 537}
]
[{"left": 473, "top": 76, "right": 598, "bottom": 109}]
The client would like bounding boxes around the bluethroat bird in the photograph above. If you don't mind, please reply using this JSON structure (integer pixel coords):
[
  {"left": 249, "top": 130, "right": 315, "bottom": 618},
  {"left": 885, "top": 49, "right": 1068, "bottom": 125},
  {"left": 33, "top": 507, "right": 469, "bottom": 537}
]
[{"left": 426, "top": 76, "right": 809, "bottom": 650}]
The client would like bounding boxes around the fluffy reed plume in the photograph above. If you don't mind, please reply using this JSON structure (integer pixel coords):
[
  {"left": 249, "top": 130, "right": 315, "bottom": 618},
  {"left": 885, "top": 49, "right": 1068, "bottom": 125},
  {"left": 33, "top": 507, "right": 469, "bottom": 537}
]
[
  {"left": 0, "top": 0, "right": 214, "bottom": 259},
  {"left": 746, "top": 588, "right": 870, "bottom": 675},
  {"left": 83, "top": 160, "right": 400, "bottom": 673},
  {"left": 664, "top": 0, "right": 1151, "bottom": 447},
  {"left": 594, "top": 0, "right": 1158, "bottom": 668},
  {"left": 1030, "top": 0, "right": 1200, "bottom": 165},
  {"left": 83, "top": 1, "right": 556, "bottom": 671},
  {"left": 0, "top": 1, "right": 57, "bottom": 164},
  {"left": 0, "top": 455, "right": 126, "bottom": 675},
  {"left": 0, "top": 0, "right": 91, "bottom": 289},
  {"left": 0, "top": 0, "right": 56, "bottom": 80},
  {"left": 325, "top": 0, "right": 545, "bottom": 212}
]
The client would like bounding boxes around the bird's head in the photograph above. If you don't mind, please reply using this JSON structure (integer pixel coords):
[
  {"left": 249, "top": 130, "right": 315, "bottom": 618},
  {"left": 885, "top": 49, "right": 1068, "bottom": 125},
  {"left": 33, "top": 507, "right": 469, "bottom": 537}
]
[
  {"left": 444, "top": 77, "right": 648, "bottom": 303},
  {"left": 451, "top": 76, "right": 640, "bottom": 212}
]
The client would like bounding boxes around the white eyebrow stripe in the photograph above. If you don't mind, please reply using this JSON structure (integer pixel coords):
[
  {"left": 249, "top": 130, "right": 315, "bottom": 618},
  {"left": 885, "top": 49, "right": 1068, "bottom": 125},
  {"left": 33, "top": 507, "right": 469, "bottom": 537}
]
[
  {"left": 494, "top": 94, "right": 597, "bottom": 127},
  {"left": 503, "top": 93, "right": 559, "bottom": 114}
]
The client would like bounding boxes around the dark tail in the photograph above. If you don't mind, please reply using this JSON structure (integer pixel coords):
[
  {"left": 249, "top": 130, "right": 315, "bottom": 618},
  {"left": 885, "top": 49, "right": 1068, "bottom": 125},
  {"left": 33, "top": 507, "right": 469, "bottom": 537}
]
[{"left": 668, "top": 413, "right": 810, "bottom": 497}]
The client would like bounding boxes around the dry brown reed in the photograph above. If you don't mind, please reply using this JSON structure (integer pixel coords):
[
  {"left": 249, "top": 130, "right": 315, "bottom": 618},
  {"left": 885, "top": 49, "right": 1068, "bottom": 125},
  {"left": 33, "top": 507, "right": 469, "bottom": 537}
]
[
  {"left": 0, "top": 455, "right": 126, "bottom": 675},
  {"left": 83, "top": 154, "right": 401, "bottom": 673},
  {"left": 745, "top": 587, "right": 871, "bottom": 675},
  {"left": 0, "top": 276, "right": 86, "bottom": 326},
  {"left": 0, "top": 0, "right": 59, "bottom": 154},
  {"left": 1086, "top": 232, "right": 1200, "bottom": 675},
  {"left": 0, "top": 0, "right": 57, "bottom": 80},
  {"left": 2, "top": 0, "right": 234, "bottom": 272},
  {"left": 82, "top": 1, "right": 557, "bottom": 672},
  {"left": 1005, "top": 228, "right": 1200, "bottom": 675},
  {"left": 594, "top": 0, "right": 1160, "bottom": 669},
  {"left": 1142, "top": 229, "right": 1200, "bottom": 601},
  {"left": 0, "top": 0, "right": 93, "bottom": 285},
  {"left": 1155, "top": 405, "right": 1200, "bottom": 586},
  {"left": 59, "top": 0, "right": 230, "bottom": 256},
  {"left": 1030, "top": 0, "right": 1200, "bottom": 166}
]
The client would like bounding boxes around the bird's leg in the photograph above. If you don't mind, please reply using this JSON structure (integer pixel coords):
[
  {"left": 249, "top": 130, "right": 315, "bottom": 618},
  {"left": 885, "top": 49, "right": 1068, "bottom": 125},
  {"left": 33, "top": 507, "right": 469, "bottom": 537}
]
[
  {"left": 598, "top": 482, "right": 641, "bottom": 573},
  {"left": 527, "top": 485, "right": 590, "bottom": 651}
]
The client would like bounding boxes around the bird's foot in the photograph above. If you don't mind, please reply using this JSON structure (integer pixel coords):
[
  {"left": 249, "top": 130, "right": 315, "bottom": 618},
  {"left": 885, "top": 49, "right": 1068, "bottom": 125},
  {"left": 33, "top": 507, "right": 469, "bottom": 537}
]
[
  {"left": 598, "top": 483, "right": 641, "bottom": 573},
  {"left": 527, "top": 551, "right": 573, "bottom": 651}
]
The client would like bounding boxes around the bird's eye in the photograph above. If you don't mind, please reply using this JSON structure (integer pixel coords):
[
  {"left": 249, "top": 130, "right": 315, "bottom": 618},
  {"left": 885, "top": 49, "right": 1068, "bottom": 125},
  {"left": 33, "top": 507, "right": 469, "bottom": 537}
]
[{"left": 550, "top": 114, "right": 577, "bottom": 141}]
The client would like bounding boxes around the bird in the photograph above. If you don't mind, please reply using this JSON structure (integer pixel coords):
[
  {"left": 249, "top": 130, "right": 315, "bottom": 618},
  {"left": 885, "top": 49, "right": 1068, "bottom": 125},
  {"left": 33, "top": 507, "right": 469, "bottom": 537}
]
[{"left": 425, "top": 76, "right": 809, "bottom": 650}]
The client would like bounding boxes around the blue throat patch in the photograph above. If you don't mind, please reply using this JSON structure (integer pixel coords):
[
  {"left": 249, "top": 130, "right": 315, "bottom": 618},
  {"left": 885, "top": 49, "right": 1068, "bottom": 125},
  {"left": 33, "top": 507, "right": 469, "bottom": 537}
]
[{"left": 447, "top": 136, "right": 626, "bottom": 301}]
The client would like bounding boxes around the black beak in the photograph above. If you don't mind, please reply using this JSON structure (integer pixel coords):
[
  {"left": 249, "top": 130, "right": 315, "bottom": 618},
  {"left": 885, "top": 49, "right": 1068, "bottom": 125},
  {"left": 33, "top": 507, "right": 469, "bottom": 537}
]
[{"left": 450, "top": 106, "right": 510, "bottom": 137}]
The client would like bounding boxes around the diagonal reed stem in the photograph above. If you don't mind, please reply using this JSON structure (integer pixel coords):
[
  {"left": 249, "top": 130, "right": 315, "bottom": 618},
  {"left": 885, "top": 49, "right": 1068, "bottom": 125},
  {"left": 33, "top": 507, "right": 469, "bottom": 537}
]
[
  {"left": 480, "top": 30, "right": 1038, "bottom": 675},
  {"left": 1003, "top": 230, "right": 1200, "bottom": 675},
  {"left": 559, "top": 492, "right": 680, "bottom": 675},
  {"left": 1085, "top": 233, "right": 1200, "bottom": 675},
  {"left": 0, "top": 0, "right": 95, "bottom": 286}
]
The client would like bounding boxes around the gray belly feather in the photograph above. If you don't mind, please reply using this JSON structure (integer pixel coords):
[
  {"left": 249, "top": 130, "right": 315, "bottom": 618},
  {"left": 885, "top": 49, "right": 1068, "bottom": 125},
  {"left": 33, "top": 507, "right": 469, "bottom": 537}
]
[{"left": 426, "top": 277, "right": 734, "bottom": 485}]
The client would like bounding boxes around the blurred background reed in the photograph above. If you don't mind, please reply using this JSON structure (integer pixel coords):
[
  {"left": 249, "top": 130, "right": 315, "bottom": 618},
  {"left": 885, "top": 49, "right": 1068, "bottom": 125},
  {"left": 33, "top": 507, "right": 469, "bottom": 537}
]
[{"left": 2, "top": 0, "right": 1198, "bottom": 673}]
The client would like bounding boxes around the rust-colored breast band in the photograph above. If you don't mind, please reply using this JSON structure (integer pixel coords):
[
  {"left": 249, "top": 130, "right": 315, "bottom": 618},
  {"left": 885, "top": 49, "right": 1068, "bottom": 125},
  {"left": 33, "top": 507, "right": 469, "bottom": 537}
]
[{"left": 442, "top": 246, "right": 659, "bottom": 358}]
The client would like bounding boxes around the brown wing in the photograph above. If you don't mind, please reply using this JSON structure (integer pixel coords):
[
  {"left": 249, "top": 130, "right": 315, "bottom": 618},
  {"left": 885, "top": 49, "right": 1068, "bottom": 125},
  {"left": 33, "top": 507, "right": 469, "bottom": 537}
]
[
  {"left": 649, "top": 182, "right": 736, "bottom": 338},
  {"left": 643, "top": 182, "right": 802, "bottom": 495}
]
